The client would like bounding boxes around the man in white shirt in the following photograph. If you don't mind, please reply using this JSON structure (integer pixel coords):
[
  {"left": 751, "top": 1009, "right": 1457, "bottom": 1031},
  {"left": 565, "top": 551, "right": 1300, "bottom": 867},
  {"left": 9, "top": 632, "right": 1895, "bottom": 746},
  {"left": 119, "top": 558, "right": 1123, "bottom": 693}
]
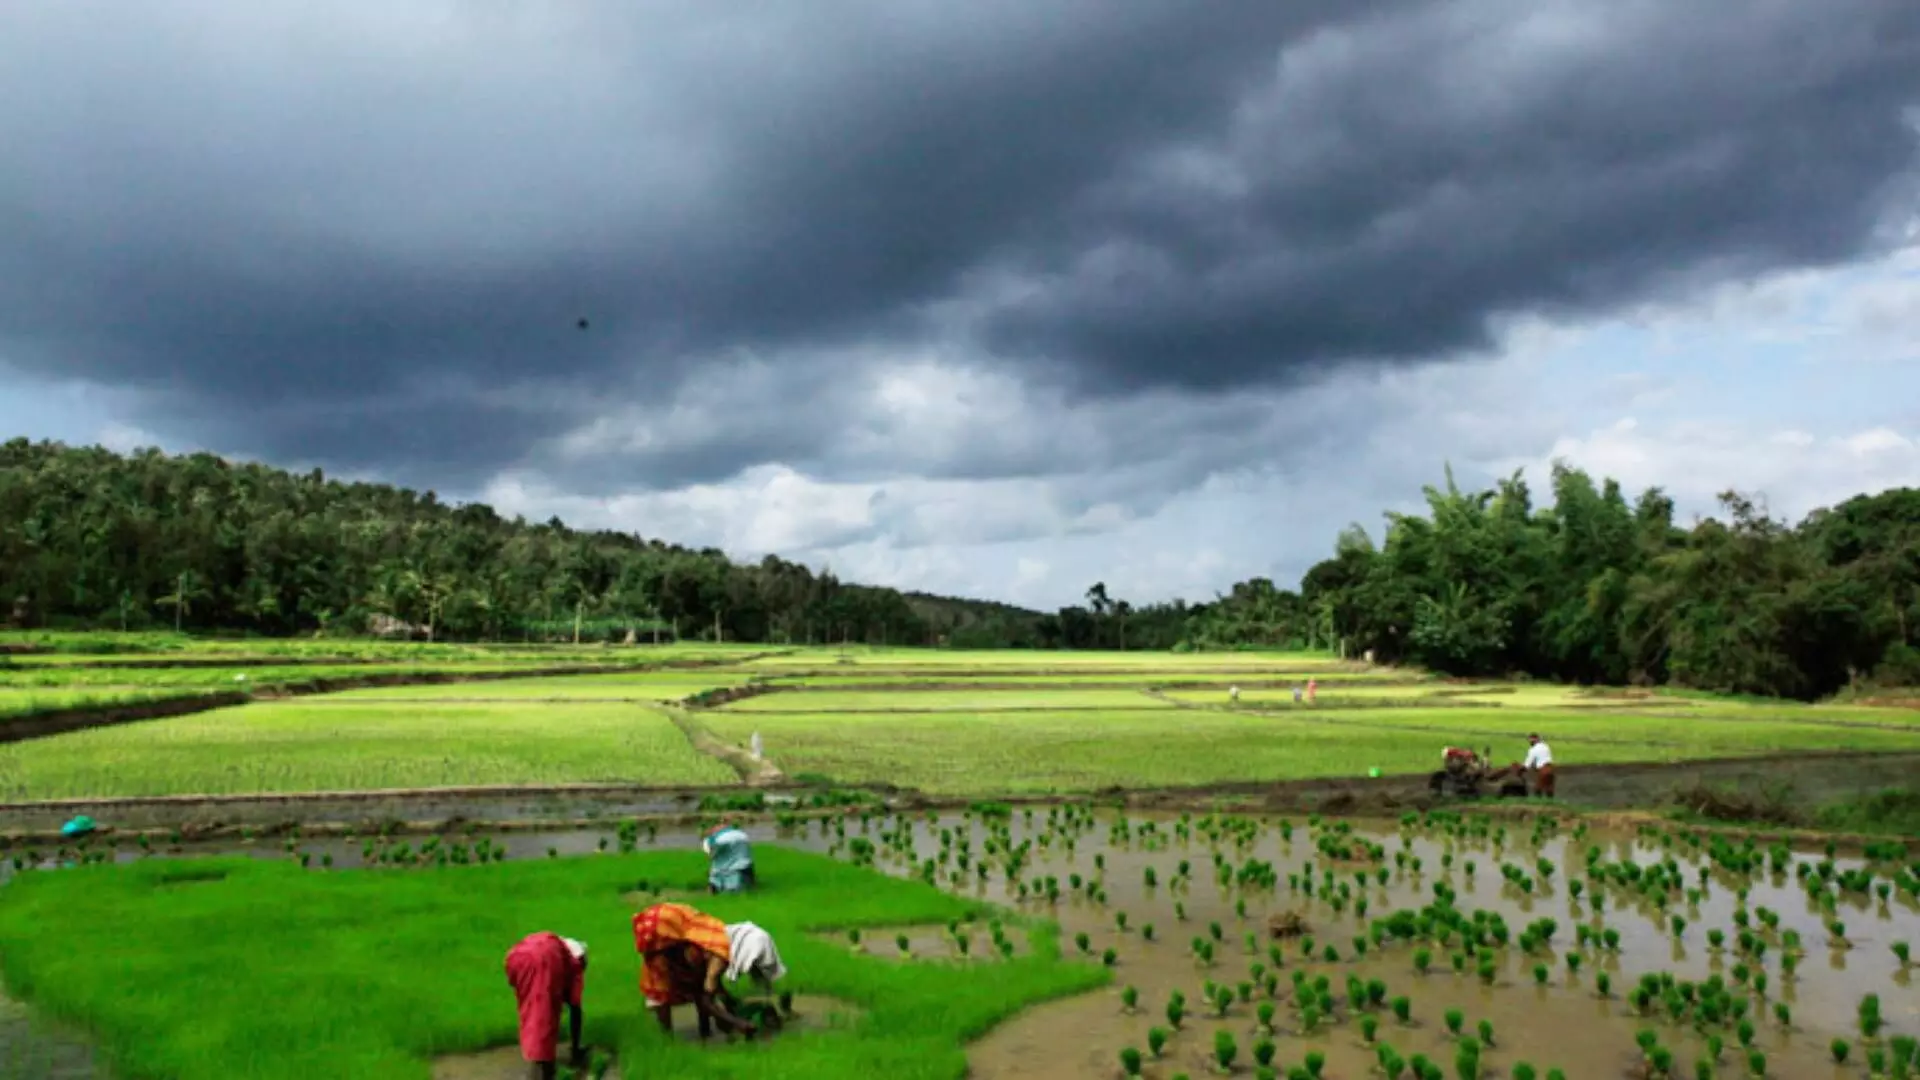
[{"left": 1522, "top": 733, "right": 1555, "bottom": 798}]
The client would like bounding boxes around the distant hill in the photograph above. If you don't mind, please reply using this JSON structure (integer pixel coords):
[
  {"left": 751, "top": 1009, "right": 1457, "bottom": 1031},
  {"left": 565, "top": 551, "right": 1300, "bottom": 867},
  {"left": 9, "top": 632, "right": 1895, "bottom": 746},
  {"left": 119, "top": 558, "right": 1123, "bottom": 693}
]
[{"left": 0, "top": 438, "right": 1035, "bottom": 645}]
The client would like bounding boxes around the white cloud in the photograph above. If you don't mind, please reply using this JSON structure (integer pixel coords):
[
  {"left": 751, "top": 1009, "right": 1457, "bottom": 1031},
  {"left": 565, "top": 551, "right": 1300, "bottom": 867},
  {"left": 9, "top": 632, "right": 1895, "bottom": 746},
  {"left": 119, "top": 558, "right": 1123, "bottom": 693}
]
[{"left": 1507, "top": 419, "right": 1920, "bottom": 523}]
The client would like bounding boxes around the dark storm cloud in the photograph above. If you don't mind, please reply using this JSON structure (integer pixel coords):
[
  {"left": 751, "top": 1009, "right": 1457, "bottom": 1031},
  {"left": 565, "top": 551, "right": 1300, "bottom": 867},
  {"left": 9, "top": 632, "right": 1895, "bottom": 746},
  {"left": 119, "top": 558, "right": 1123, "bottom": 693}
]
[{"left": 2, "top": 0, "right": 1918, "bottom": 488}]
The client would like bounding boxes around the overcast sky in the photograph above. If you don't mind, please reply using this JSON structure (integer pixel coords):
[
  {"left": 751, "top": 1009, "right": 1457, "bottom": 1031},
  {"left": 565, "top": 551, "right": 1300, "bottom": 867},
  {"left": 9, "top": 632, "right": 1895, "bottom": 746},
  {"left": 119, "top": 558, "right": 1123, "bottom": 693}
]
[{"left": 5, "top": 1, "right": 1919, "bottom": 610}]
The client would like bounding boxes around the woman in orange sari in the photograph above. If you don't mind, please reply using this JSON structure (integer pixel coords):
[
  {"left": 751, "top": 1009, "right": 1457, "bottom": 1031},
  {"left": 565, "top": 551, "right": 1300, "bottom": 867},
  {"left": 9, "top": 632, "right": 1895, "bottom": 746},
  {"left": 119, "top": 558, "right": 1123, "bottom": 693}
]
[{"left": 632, "top": 902, "right": 757, "bottom": 1037}]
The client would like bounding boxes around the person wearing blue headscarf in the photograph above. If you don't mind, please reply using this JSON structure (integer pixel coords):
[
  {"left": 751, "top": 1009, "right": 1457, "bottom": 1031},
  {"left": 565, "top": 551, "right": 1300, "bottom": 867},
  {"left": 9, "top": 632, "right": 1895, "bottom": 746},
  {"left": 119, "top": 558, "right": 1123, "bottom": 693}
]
[{"left": 702, "top": 819, "right": 755, "bottom": 893}]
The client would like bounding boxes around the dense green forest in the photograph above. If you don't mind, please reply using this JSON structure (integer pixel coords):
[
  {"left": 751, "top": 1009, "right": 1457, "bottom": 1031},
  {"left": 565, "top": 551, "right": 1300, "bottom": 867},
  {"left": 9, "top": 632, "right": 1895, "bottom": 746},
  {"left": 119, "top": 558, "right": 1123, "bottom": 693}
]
[
  {"left": 0, "top": 439, "right": 1002, "bottom": 647},
  {"left": 1086, "top": 466, "right": 1918, "bottom": 700},
  {"left": 3, "top": 440, "right": 1915, "bottom": 698}
]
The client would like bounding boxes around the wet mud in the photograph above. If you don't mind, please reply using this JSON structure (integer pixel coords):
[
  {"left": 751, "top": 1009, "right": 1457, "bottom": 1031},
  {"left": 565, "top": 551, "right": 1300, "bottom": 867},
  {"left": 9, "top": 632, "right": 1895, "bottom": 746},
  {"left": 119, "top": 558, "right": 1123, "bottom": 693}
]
[
  {"left": 0, "top": 993, "right": 102, "bottom": 1079},
  {"left": 809, "top": 922, "right": 1037, "bottom": 962},
  {"left": 431, "top": 1045, "right": 622, "bottom": 1080},
  {"left": 860, "top": 811, "right": 1917, "bottom": 1080}
]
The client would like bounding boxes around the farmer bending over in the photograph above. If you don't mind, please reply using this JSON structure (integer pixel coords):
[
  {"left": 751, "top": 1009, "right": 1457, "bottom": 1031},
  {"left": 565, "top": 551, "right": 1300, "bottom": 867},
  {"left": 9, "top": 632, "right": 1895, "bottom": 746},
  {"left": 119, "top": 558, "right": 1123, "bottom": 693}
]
[
  {"left": 1523, "top": 733, "right": 1555, "bottom": 798},
  {"left": 703, "top": 819, "right": 755, "bottom": 894},
  {"left": 633, "top": 902, "right": 758, "bottom": 1038},
  {"left": 504, "top": 932, "right": 588, "bottom": 1080}
]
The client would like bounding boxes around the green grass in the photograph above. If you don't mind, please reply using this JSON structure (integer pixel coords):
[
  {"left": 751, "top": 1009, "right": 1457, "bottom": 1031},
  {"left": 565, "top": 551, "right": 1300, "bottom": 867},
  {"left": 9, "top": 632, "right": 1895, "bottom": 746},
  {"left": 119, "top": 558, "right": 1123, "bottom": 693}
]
[
  {"left": 0, "top": 702, "right": 737, "bottom": 799},
  {"left": 0, "top": 686, "right": 220, "bottom": 717},
  {"left": 704, "top": 706, "right": 1920, "bottom": 795},
  {"left": 321, "top": 673, "right": 752, "bottom": 702},
  {"left": 741, "top": 648, "right": 1343, "bottom": 669},
  {"left": 0, "top": 847, "right": 1108, "bottom": 1080},
  {"left": 773, "top": 671, "right": 1391, "bottom": 686},
  {"left": 717, "top": 688, "right": 1171, "bottom": 712}
]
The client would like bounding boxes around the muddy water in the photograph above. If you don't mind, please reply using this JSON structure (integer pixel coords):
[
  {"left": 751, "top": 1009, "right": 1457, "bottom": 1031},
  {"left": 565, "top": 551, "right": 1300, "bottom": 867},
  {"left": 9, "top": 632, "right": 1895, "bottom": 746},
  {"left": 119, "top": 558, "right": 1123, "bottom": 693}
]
[
  {"left": 0, "top": 994, "right": 100, "bottom": 1079},
  {"left": 5, "top": 810, "right": 1915, "bottom": 1080},
  {"left": 828, "top": 810, "right": 1913, "bottom": 1080}
]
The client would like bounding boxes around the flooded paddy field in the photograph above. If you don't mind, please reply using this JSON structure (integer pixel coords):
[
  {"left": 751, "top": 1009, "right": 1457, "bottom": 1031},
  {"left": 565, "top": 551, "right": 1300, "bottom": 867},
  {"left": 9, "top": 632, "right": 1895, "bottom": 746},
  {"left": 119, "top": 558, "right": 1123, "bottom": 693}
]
[{"left": 4, "top": 802, "right": 1915, "bottom": 1079}]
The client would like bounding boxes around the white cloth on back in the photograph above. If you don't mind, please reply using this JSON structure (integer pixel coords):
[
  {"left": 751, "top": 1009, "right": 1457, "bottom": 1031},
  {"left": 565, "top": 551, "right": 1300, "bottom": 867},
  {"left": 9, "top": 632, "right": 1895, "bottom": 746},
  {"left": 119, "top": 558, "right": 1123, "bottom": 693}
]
[
  {"left": 561, "top": 937, "right": 587, "bottom": 961},
  {"left": 1523, "top": 742, "right": 1552, "bottom": 769},
  {"left": 724, "top": 922, "right": 787, "bottom": 985}
]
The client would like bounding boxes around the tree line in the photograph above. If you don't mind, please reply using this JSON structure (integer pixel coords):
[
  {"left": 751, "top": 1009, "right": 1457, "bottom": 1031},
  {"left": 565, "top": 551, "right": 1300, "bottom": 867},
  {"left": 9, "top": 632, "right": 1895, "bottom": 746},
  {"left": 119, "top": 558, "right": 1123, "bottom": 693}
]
[
  {"left": 5, "top": 440, "right": 1915, "bottom": 698},
  {"left": 0, "top": 440, "right": 982, "bottom": 646},
  {"left": 1037, "top": 465, "right": 1917, "bottom": 700}
]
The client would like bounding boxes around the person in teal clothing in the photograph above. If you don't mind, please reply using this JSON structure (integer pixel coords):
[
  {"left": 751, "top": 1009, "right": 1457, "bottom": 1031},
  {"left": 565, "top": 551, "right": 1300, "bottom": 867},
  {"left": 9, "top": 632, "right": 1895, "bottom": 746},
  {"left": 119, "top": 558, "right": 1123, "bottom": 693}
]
[{"left": 703, "top": 819, "right": 755, "bottom": 894}]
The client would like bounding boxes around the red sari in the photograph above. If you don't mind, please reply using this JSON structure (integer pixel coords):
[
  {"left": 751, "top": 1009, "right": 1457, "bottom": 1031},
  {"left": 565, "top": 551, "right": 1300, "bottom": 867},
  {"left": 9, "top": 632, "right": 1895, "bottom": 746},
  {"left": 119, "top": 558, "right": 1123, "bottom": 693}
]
[
  {"left": 632, "top": 902, "right": 732, "bottom": 1007},
  {"left": 504, "top": 933, "right": 585, "bottom": 1062}
]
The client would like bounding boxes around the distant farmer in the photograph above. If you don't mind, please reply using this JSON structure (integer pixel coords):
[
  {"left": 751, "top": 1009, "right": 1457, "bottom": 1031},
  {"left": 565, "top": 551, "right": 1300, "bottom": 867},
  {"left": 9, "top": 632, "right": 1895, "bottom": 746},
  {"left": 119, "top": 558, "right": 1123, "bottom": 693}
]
[
  {"left": 1306, "top": 678, "right": 1319, "bottom": 704},
  {"left": 703, "top": 819, "right": 756, "bottom": 893},
  {"left": 1523, "top": 733, "right": 1555, "bottom": 798},
  {"left": 1228, "top": 685, "right": 1240, "bottom": 703},
  {"left": 503, "top": 932, "right": 588, "bottom": 1079},
  {"left": 1292, "top": 684, "right": 1303, "bottom": 704},
  {"left": 633, "top": 902, "right": 758, "bottom": 1038},
  {"left": 750, "top": 731, "right": 764, "bottom": 759}
]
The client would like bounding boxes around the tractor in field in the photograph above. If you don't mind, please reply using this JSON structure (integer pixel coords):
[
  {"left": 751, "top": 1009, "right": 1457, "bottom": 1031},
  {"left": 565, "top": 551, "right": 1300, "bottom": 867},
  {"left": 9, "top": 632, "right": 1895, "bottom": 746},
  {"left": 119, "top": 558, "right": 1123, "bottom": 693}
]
[{"left": 1428, "top": 746, "right": 1527, "bottom": 799}]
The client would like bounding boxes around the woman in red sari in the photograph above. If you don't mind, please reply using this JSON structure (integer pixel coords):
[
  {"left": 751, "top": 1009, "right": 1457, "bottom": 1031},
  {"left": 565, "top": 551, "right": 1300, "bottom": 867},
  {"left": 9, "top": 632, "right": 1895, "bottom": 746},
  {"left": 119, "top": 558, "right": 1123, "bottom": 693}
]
[
  {"left": 631, "top": 902, "right": 757, "bottom": 1037},
  {"left": 503, "top": 932, "right": 587, "bottom": 1080}
]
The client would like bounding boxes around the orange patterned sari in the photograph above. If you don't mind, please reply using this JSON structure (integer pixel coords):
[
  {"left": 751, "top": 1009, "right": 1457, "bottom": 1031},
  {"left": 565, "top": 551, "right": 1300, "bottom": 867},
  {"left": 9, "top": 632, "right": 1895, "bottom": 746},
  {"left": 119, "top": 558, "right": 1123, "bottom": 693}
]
[{"left": 632, "top": 902, "right": 733, "bottom": 1006}]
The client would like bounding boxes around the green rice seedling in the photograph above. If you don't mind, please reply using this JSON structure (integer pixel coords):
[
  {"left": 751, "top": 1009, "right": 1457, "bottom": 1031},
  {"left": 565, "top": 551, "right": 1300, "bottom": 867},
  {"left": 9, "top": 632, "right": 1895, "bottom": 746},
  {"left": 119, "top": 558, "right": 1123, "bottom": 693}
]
[
  {"left": 1454, "top": 1038, "right": 1480, "bottom": 1080},
  {"left": 1214, "top": 1030, "right": 1239, "bottom": 1072},
  {"left": 1102, "top": 947, "right": 1117, "bottom": 966},
  {"left": 1831, "top": 1039, "right": 1850, "bottom": 1064},
  {"left": 1392, "top": 995, "right": 1412, "bottom": 1023},
  {"left": 1595, "top": 972, "right": 1611, "bottom": 997},
  {"left": 1894, "top": 941, "right": 1911, "bottom": 967},
  {"left": 1258, "top": 1001, "right": 1276, "bottom": 1032},
  {"left": 1444, "top": 1008, "right": 1464, "bottom": 1035},
  {"left": 1121, "top": 1047, "right": 1144, "bottom": 1076},
  {"left": 1305, "top": 1050, "right": 1326, "bottom": 1077},
  {"left": 1122, "top": 985, "right": 1138, "bottom": 1011},
  {"left": 1116, "top": 911, "right": 1128, "bottom": 932},
  {"left": 1531, "top": 963, "right": 1548, "bottom": 985},
  {"left": 1075, "top": 931, "right": 1091, "bottom": 953},
  {"left": 1149, "top": 1027, "right": 1170, "bottom": 1057},
  {"left": 1167, "top": 993, "right": 1187, "bottom": 1028},
  {"left": 1745, "top": 1050, "right": 1764, "bottom": 1076},
  {"left": 0, "top": 845, "right": 1105, "bottom": 1079},
  {"left": 1860, "top": 993, "right": 1884, "bottom": 1039},
  {"left": 1254, "top": 1039, "right": 1277, "bottom": 1068},
  {"left": 1511, "top": 1066, "right": 1536, "bottom": 1080},
  {"left": 1142, "top": 923, "right": 1155, "bottom": 941},
  {"left": 1414, "top": 948, "right": 1432, "bottom": 974}
]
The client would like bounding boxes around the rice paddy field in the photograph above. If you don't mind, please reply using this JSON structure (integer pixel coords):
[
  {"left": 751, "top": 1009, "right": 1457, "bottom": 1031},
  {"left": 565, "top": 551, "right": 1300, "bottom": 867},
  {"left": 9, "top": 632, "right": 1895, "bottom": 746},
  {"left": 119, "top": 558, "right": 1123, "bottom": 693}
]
[
  {"left": 2, "top": 642, "right": 1919, "bottom": 801},
  {"left": 2, "top": 638, "right": 1919, "bottom": 1079},
  {"left": 3, "top": 808, "right": 1917, "bottom": 1079}
]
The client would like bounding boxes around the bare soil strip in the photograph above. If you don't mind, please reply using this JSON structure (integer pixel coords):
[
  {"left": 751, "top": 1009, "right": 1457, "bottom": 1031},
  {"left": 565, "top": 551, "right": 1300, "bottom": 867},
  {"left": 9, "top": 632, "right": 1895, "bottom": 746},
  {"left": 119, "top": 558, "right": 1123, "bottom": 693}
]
[{"left": 661, "top": 706, "right": 785, "bottom": 786}]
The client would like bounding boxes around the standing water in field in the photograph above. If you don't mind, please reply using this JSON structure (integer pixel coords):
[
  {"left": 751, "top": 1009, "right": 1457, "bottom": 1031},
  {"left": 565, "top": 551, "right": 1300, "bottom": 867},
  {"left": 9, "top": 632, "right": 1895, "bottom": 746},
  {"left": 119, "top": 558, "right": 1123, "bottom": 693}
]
[{"left": 788, "top": 807, "right": 1918, "bottom": 1080}]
